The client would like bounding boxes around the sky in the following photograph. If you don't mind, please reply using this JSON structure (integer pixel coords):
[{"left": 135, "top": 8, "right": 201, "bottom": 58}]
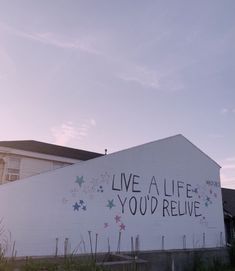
[{"left": 0, "top": 0, "right": 234, "bottom": 188}]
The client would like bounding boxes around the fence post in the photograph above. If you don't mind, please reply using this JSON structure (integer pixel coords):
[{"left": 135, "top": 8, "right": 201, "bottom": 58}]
[
  {"left": 161, "top": 235, "right": 165, "bottom": 250},
  {"left": 220, "top": 232, "right": 223, "bottom": 247},
  {"left": 64, "top": 238, "right": 68, "bottom": 258},
  {"left": 183, "top": 235, "right": 186, "bottom": 249},
  {"left": 55, "top": 238, "right": 58, "bottom": 257},
  {"left": 203, "top": 232, "right": 205, "bottom": 248}
]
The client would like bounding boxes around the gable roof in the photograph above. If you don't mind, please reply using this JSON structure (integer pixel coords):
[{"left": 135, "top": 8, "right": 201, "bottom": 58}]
[
  {"left": 222, "top": 188, "right": 235, "bottom": 217},
  {"left": 0, "top": 140, "right": 103, "bottom": 161}
]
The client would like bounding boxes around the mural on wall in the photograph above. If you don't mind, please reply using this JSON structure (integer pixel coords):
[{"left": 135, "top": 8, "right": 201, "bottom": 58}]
[{"left": 61, "top": 170, "right": 221, "bottom": 250}]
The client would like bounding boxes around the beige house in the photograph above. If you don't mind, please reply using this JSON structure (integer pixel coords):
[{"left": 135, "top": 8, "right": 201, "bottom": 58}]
[{"left": 0, "top": 140, "right": 102, "bottom": 184}]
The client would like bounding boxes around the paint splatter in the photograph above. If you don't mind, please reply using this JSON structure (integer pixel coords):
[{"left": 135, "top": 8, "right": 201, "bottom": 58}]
[{"left": 97, "top": 185, "right": 104, "bottom": 193}]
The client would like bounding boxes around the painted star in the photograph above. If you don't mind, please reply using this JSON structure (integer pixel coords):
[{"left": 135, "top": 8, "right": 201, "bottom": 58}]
[
  {"left": 79, "top": 200, "right": 84, "bottom": 205},
  {"left": 115, "top": 215, "right": 121, "bottom": 223},
  {"left": 73, "top": 202, "right": 80, "bottom": 211},
  {"left": 120, "top": 223, "right": 126, "bottom": 231},
  {"left": 106, "top": 199, "right": 115, "bottom": 209},
  {"left": 82, "top": 205, "right": 87, "bottom": 211},
  {"left": 104, "top": 222, "right": 109, "bottom": 228},
  {"left": 75, "top": 176, "right": 85, "bottom": 187}
]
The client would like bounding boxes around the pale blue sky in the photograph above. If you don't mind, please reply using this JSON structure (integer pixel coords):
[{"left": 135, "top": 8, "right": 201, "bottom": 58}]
[{"left": 0, "top": 0, "right": 234, "bottom": 188}]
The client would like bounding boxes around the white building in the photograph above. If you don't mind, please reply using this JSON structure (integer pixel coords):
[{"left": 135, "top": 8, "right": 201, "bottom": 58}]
[
  {"left": 0, "top": 140, "right": 102, "bottom": 184},
  {"left": 0, "top": 135, "right": 225, "bottom": 257}
]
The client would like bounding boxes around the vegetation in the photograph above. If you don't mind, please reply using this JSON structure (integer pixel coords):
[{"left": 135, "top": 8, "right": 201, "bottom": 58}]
[
  {"left": 0, "top": 240, "right": 235, "bottom": 270},
  {"left": 0, "top": 256, "right": 107, "bottom": 271},
  {"left": 187, "top": 240, "right": 235, "bottom": 271}
]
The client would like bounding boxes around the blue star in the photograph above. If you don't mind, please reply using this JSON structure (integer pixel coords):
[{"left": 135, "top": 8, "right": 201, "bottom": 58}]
[
  {"left": 82, "top": 205, "right": 87, "bottom": 211},
  {"left": 75, "top": 176, "right": 85, "bottom": 187},
  {"left": 106, "top": 199, "right": 115, "bottom": 210},
  {"left": 79, "top": 200, "right": 84, "bottom": 205},
  {"left": 73, "top": 202, "right": 80, "bottom": 211}
]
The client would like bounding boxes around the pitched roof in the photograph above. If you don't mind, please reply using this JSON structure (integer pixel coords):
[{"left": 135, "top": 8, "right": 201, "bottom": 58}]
[
  {"left": 0, "top": 140, "right": 103, "bottom": 161},
  {"left": 222, "top": 188, "right": 235, "bottom": 217}
]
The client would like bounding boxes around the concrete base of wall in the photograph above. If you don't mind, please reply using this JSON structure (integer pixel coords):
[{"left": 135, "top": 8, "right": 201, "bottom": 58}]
[{"left": 134, "top": 248, "right": 229, "bottom": 271}]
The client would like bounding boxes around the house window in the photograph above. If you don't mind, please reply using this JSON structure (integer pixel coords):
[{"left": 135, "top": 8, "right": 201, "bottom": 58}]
[{"left": 5, "top": 157, "right": 21, "bottom": 181}]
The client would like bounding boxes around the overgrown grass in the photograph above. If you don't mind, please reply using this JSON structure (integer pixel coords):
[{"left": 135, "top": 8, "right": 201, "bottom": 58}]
[
  {"left": 0, "top": 256, "right": 107, "bottom": 271},
  {"left": 186, "top": 241, "right": 235, "bottom": 271}
]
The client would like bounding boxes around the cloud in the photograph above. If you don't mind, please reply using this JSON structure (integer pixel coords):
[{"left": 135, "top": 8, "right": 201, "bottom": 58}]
[
  {"left": 51, "top": 119, "right": 96, "bottom": 146},
  {"left": 220, "top": 157, "right": 235, "bottom": 188},
  {"left": 220, "top": 108, "right": 229, "bottom": 115},
  {"left": 220, "top": 173, "right": 235, "bottom": 189},
  {"left": 90, "top": 118, "right": 96, "bottom": 126},
  {"left": 118, "top": 65, "right": 160, "bottom": 89},
  {"left": 20, "top": 32, "right": 101, "bottom": 55},
  {"left": 117, "top": 64, "right": 184, "bottom": 91},
  {"left": 0, "top": 22, "right": 101, "bottom": 55},
  {"left": 208, "top": 134, "right": 224, "bottom": 139},
  {"left": 0, "top": 44, "right": 16, "bottom": 81},
  {"left": 220, "top": 108, "right": 235, "bottom": 115}
]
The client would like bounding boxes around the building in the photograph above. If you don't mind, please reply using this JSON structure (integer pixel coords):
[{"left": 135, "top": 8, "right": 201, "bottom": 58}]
[
  {"left": 0, "top": 140, "right": 102, "bottom": 185},
  {"left": 222, "top": 188, "right": 235, "bottom": 244},
  {"left": 0, "top": 134, "right": 225, "bottom": 257}
]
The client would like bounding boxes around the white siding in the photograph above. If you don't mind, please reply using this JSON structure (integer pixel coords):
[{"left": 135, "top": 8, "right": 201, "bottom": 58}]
[{"left": 20, "top": 157, "right": 54, "bottom": 179}]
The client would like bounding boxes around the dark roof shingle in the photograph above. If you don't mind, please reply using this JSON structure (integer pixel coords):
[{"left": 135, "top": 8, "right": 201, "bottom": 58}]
[{"left": 0, "top": 140, "right": 103, "bottom": 161}]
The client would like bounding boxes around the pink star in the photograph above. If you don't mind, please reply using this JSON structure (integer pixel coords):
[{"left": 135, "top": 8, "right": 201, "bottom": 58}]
[
  {"left": 104, "top": 223, "right": 109, "bottom": 228},
  {"left": 120, "top": 223, "right": 126, "bottom": 231},
  {"left": 114, "top": 215, "right": 121, "bottom": 223}
]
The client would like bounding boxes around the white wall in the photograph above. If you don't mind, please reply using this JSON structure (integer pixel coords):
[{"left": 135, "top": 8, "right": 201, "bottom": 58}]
[{"left": 0, "top": 135, "right": 225, "bottom": 257}]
